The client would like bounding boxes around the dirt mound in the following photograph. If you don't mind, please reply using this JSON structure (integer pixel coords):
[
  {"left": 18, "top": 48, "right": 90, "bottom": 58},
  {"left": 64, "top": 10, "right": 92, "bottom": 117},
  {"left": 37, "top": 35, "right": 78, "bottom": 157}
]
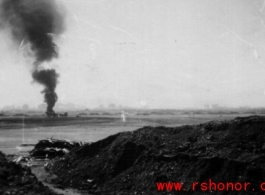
[
  {"left": 30, "top": 139, "right": 87, "bottom": 159},
  {"left": 49, "top": 116, "right": 265, "bottom": 194},
  {"left": 0, "top": 151, "right": 60, "bottom": 195}
]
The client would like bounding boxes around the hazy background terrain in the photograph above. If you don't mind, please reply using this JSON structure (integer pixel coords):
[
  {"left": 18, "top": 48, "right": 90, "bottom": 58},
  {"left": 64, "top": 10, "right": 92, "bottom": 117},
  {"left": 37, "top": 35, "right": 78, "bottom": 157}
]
[{"left": 1, "top": 0, "right": 265, "bottom": 110}]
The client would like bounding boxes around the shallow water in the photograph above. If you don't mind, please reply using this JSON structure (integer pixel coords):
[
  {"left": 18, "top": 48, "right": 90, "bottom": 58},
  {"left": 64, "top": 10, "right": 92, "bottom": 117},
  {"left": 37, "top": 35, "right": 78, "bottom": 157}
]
[
  {"left": 0, "top": 119, "right": 150, "bottom": 154},
  {"left": 0, "top": 114, "right": 240, "bottom": 155}
]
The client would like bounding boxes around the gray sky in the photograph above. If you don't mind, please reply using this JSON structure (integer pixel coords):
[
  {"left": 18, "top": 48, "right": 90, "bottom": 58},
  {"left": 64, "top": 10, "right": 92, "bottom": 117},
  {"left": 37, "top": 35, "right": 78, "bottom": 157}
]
[{"left": 1, "top": 0, "right": 265, "bottom": 109}]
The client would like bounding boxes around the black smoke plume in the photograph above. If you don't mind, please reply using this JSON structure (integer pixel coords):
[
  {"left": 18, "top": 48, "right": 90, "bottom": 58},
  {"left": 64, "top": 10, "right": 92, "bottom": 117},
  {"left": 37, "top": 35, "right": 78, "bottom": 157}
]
[
  {"left": 0, "top": 0, "right": 65, "bottom": 115},
  {"left": 32, "top": 69, "right": 59, "bottom": 113}
]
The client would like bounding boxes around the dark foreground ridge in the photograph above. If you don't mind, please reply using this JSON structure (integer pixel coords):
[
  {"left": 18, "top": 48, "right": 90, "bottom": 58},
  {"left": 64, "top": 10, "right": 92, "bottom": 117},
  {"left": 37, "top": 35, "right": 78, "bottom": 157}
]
[
  {"left": 48, "top": 115, "right": 265, "bottom": 194},
  {"left": 0, "top": 151, "right": 59, "bottom": 195}
]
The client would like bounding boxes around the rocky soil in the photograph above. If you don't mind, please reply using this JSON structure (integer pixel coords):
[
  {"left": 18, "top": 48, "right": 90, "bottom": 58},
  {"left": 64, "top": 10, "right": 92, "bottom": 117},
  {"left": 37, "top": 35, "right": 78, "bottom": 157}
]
[{"left": 46, "top": 115, "right": 265, "bottom": 194}]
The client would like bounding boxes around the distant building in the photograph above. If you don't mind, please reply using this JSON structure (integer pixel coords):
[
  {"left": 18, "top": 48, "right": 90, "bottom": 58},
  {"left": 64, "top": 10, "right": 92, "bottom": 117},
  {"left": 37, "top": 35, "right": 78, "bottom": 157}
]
[
  {"left": 212, "top": 104, "right": 219, "bottom": 109},
  {"left": 98, "top": 104, "right": 105, "bottom": 109},
  {"left": 2, "top": 105, "right": 16, "bottom": 111},
  {"left": 204, "top": 104, "right": 210, "bottom": 109},
  {"left": 108, "top": 103, "right": 116, "bottom": 109},
  {"left": 22, "top": 104, "right": 29, "bottom": 111}
]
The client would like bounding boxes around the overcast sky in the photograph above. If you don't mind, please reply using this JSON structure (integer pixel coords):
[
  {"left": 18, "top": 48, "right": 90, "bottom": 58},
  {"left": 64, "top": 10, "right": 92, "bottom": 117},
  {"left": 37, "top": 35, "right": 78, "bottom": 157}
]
[{"left": 1, "top": 0, "right": 265, "bottom": 109}]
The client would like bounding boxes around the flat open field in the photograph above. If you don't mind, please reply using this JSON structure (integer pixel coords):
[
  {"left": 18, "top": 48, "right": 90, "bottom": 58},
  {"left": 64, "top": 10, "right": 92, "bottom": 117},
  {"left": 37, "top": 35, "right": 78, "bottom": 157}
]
[{"left": 0, "top": 113, "right": 255, "bottom": 154}]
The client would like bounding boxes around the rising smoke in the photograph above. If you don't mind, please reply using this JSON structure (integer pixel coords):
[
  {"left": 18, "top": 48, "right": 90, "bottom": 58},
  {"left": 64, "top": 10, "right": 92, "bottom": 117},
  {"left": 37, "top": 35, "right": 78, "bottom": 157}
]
[{"left": 0, "top": 0, "right": 65, "bottom": 115}]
